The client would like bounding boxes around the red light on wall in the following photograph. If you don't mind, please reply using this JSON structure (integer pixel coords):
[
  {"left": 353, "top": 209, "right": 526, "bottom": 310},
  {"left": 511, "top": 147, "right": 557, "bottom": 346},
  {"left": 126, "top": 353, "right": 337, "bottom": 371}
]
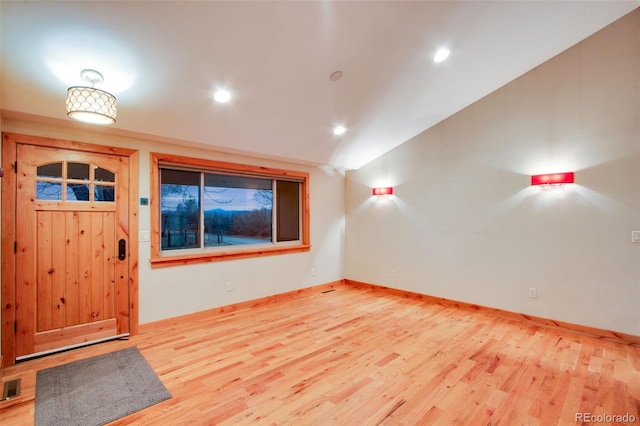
[
  {"left": 531, "top": 172, "right": 574, "bottom": 186},
  {"left": 372, "top": 187, "right": 393, "bottom": 196}
]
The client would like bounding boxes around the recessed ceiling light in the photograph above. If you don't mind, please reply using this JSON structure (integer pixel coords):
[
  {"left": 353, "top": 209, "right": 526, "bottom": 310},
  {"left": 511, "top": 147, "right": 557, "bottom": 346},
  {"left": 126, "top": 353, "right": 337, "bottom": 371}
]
[
  {"left": 214, "top": 88, "right": 231, "bottom": 103},
  {"left": 333, "top": 125, "right": 346, "bottom": 136},
  {"left": 433, "top": 48, "right": 450, "bottom": 63}
]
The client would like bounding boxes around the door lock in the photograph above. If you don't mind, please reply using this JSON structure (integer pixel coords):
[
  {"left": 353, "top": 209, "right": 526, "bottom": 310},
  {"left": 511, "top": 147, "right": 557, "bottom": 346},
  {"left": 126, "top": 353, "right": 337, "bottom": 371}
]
[{"left": 118, "top": 239, "right": 126, "bottom": 260}]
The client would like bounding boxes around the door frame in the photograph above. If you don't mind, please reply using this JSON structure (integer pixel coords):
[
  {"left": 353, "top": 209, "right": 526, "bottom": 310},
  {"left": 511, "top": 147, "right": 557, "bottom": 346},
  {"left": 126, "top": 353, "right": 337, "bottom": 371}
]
[{"left": 1, "top": 132, "right": 139, "bottom": 365}]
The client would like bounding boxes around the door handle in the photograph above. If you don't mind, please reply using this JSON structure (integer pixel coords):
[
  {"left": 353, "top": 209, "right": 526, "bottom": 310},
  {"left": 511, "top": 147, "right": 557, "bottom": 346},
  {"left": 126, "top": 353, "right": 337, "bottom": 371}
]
[{"left": 118, "top": 239, "right": 126, "bottom": 260}]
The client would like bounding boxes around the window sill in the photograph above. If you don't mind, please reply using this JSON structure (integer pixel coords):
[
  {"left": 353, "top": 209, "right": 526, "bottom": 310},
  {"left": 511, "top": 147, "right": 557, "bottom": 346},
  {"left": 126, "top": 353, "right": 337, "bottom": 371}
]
[{"left": 150, "top": 244, "right": 311, "bottom": 268}]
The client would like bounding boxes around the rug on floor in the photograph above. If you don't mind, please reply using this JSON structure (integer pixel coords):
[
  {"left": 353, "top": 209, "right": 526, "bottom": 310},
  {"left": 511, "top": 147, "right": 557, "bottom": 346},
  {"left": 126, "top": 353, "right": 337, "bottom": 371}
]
[{"left": 35, "top": 346, "right": 171, "bottom": 426}]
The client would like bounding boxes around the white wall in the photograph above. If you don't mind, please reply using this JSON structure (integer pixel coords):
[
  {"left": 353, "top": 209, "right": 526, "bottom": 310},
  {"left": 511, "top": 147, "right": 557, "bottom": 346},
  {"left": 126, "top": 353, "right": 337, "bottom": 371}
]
[
  {"left": 346, "top": 9, "right": 640, "bottom": 335},
  {"left": 1, "top": 119, "right": 345, "bottom": 325}
]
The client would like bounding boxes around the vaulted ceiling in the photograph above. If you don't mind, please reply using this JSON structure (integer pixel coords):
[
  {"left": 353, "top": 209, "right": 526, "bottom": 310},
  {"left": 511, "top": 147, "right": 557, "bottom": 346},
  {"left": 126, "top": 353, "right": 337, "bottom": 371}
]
[{"left": 1, "top": 1, "right": 638, "bottom": 169}]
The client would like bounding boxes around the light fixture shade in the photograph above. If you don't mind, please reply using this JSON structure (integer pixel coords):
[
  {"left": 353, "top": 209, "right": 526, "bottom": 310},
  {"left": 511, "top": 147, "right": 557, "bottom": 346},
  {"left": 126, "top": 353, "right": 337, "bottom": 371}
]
[
  {"left": 372, "top": 186, "right": 393, "bottom": 196},
  {"left": 531, "top": 172, "right": 574, "bottom": 186},
  {"left": 66, "top": 86, "right": 117, "bottom": 125}
]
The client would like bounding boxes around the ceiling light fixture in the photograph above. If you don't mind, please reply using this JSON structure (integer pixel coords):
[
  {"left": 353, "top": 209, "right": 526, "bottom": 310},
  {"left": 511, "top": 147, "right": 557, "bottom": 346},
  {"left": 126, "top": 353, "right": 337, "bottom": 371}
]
[
  {"left": 214, "top": 88, "right": 232, "bottom": 103},
  {"left": 433, "top": 48, "right": 450, "bottom": 63},
  {"left": 66, "top": 69, "right": 117, "bottom": 125},
  {"left": 333, "top": 125, "right": 346, "bottom": 136},
  {"left": 330, "top": 71, "right": 343, "bottom": 81}
]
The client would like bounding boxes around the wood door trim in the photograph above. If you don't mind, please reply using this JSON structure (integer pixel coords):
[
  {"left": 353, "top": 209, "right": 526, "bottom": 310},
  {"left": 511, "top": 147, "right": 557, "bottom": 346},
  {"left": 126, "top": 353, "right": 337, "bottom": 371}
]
[
  {"left": 2, "top": 134, "right": 18, "bottom": 367},
  {"left": 1, "top": 133, "right": 139, "bottom": 366},
  {"left": 2, "top": 133, "right": 137, "bottom": 156}
]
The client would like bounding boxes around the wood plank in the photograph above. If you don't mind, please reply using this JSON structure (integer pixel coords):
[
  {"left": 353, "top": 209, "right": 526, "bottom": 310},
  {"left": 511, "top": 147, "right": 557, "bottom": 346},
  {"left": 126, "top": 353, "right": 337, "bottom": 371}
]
[
  {"left": 33, "top": 202, "right": 116, "bottom": 212},
  {"left": 1, "top": 134, "right": 18, "bottom": 364},
  {"left": 113, "top": 155, "right": 130, "bottom": 335},
  {"left": 2, "top": 132, "right": 137, "bottom": 156},
  {"left": 90, "top": 212, "right": 105, "bottom": 322},
  {"left": 33, "top": 318, "right": 118, "bottom": 353},
  {"left": 103, "top": 212, "right": 116, "bottom": 320},
  {"left": 50, "top": 210, "right": 67, "bottom": 329},
  {"left": 2, "top": 283, "right": 638, "bottom": 425},
  {"left": 15, "top": 144, "right": 39, "bottom": 357},
  {"left": 128, "top": 151, "right": 139, "bottom": 336},
  {"left": 65, "top": 211, "right": 81, "bottom": 326},
  {"left": 78, "top": 212, "right": 93, "bottom": 323},
  {"left": 150, "top": 244, "right": 312, "bottom": 267},
  {"left": 36, "top": 211, "right": 53, "bottom": 332}
]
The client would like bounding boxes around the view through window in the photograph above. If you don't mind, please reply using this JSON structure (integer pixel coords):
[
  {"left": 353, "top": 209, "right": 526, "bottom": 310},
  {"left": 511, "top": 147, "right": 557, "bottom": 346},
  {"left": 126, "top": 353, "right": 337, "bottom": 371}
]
[
  {"left": 151, "top": 153, "right": 309, "bottom": 265},
  {"left": 161, "top": 170, "right": 283, "bottom": 250}
]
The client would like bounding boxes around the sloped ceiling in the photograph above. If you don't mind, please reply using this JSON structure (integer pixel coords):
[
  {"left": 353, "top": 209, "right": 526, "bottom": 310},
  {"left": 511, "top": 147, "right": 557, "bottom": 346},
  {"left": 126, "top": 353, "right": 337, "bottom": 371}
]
[{"left": 1, "top": 1, "right": 638, "bottom": 169}]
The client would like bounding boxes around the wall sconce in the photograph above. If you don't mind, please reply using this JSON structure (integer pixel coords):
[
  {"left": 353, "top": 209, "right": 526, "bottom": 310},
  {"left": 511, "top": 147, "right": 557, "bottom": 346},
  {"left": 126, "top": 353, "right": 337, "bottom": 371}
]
[
  {"left": 372, "top": 187, "right": 393, "bottom": 196},
  {"left": 531, "top": 172, "right": 574, "bottom": 186}
]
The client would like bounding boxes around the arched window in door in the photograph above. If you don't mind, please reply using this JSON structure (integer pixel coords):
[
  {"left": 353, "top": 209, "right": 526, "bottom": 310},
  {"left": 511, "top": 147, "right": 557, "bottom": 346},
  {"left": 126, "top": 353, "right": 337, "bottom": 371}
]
[{"left": 36, "top": 161, "right": 116, "bottom": 202}]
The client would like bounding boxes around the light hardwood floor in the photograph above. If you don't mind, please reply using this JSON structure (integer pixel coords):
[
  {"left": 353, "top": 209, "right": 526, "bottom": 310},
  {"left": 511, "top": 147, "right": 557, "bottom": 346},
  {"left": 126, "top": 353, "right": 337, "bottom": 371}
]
[{"left": 1, "top": 283, "right": 639, "bottom": 425}]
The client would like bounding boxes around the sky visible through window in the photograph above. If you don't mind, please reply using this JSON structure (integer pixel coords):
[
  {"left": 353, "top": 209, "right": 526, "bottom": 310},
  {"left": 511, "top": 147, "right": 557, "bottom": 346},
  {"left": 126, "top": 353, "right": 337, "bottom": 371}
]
[
  {"left": 154, "top": 157, "right": 307, "bottom": 261},
  {"left": 161, "top": 187, "right": 271, "bottom": 212},
  {"left": 204, "top": 187, "right": 271, "bottom": 212}
]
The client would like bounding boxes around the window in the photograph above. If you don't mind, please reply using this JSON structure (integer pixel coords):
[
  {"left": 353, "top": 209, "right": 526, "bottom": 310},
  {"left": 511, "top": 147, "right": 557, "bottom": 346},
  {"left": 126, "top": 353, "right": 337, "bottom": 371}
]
[
  {"left": 36, "top": 161, "right": 115, "bottom": 202},
  {"left": 150, "top": 153, "right": 310, "bottom": 267}
]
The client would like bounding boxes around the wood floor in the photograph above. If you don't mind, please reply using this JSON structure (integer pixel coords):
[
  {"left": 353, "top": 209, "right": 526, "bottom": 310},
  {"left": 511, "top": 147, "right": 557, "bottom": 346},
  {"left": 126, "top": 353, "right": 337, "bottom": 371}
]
[{"left": 1, "top": 283, "right": 639, "bottom": 425}]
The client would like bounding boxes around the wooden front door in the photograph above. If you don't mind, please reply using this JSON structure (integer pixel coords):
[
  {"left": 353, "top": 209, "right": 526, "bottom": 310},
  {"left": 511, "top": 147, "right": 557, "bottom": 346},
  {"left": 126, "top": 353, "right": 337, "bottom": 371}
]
[{"left": 14, "top": 144, "right": 130, "bottom": 359}]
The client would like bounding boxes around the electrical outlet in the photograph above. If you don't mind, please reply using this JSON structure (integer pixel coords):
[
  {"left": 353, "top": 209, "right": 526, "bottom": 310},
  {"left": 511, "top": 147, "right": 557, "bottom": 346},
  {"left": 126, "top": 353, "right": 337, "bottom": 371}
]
[
  {"left": 225, "top": 282, "right": 233, "bottom": 292},
  {"left": 311, "top": 268, "right": 316, "bottom": 277},
  {"left": 632, "top": 231, "right": 640, "bottom": 243},
  {"left": 528, "top": 288, "right": 537, "bottom": 299},
  {"left": 390, "top": 269, "right": 396, "bottom": 278}
]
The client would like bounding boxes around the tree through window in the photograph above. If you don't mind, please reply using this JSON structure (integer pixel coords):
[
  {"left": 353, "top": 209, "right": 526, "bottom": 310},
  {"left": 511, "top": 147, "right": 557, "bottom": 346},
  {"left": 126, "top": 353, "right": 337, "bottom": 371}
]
[
  {"left": 36, "top": 161, "right": 116, "bottom": 202},
  {"left": 151, "top": 153, "right": 310, "bottom": 266}
]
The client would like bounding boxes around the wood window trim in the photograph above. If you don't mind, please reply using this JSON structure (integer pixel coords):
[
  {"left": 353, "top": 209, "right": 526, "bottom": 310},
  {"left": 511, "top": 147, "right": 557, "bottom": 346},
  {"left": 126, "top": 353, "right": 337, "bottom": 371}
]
[{"left": 150, "top": 152, "right": 310, "bottom": 268}]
